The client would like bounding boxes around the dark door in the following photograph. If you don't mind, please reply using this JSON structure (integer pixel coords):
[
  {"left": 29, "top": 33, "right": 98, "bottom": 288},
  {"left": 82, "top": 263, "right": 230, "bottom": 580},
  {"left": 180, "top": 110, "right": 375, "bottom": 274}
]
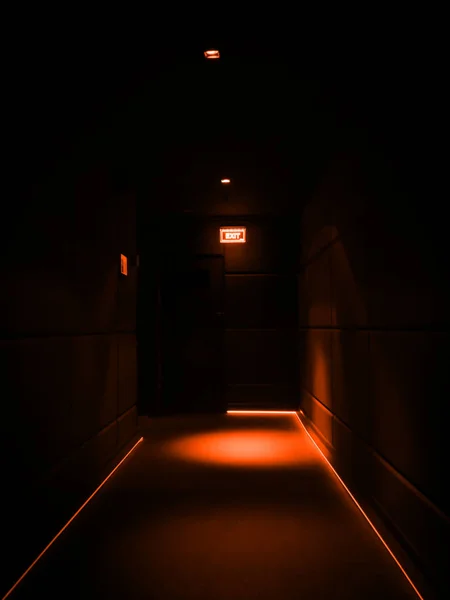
[{"left": 160, "top": 254, "right": 225, "bottom": 414}]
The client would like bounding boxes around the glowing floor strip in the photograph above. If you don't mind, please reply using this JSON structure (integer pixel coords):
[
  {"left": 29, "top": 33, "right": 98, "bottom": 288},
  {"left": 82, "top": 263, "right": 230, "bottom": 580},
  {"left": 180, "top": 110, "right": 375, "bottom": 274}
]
[
  {"left": 293, "top": 413, "right": 424, "bottom": 600},
  {"left": 226, "top": 410, "right": 296, "bottom": 415},
  {"left": 2, "top": 437, "right": 144, "bottom": 600}
]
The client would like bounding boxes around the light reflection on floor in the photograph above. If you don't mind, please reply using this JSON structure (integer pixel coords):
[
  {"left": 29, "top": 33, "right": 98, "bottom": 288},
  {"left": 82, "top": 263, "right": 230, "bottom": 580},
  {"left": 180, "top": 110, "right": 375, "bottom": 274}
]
[
  {"left": 162, "top": 427, "right": 319, "bottom": 468},
  {"left": 51, "top": 413, "right": 419, "bottom": 600}
]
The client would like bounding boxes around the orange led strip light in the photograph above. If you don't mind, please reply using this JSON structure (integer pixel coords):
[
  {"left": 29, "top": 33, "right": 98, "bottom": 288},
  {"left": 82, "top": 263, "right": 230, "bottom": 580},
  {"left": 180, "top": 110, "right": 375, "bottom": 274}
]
[
  {"left": 293, "top": 413, "right": 424, "bottom": 600},
  {"left": 227, "top": 410, "right": 296, "bottom": 415},
  {"left": 226, "top": 409, "right": 424, "bottom": 599},
  {"left": 2, "top": 437, "right": 144, "bottom": 600}
]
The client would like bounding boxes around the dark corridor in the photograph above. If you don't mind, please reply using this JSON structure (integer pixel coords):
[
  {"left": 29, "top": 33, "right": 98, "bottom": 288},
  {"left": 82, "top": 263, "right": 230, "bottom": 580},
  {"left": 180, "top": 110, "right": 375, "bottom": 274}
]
[{"left": 3, "top": 25, "right": 449, "bottom": 600}]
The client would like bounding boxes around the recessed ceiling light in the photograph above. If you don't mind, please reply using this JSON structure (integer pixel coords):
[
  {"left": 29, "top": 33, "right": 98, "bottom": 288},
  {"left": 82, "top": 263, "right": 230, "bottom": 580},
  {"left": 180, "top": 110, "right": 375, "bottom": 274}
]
[
  {"left": 204, "top": 49, "right": 220, "bottom": 59},
  {"left": 221, "top": 178, "right": 231, "bottom": 184}
]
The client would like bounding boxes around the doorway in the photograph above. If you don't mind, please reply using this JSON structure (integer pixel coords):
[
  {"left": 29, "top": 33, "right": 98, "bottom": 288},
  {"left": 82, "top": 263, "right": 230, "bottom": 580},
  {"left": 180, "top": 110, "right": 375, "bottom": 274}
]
[{"left": 159, "top": 254, "right": 225, "bottom": 414}]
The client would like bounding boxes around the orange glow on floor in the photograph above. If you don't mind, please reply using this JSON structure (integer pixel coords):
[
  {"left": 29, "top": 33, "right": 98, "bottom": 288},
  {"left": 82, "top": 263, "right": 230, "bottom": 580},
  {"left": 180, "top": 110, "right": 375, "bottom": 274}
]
[
  {"left": 163, "top": 429, "right": 318, "bottom": 468},
  {"left": 2, "top": 437, "right": 144, "bottom": 600},
  {"left": 294, "top": 412, "right": 424, "bottom": 600}
]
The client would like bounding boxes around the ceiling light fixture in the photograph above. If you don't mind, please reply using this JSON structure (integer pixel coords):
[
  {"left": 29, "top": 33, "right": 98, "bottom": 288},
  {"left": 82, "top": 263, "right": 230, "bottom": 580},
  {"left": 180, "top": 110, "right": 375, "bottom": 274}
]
[
  {"left": 221, "top": 178, "right": 231, "bottom": 184},
  {"left": 204, "top": 49, "right": 220, "bottom": 59}
]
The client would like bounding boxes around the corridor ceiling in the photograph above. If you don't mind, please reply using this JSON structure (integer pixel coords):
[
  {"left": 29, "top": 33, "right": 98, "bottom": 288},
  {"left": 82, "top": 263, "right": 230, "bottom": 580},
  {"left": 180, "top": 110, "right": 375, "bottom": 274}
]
[{"left": 8, "top": 24, "right": 442, "bottom": 216}]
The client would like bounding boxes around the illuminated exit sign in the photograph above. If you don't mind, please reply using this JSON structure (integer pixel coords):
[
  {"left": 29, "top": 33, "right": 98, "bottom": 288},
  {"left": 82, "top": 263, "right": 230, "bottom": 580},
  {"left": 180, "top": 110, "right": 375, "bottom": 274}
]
[{"left": 220, "top": 227, "right": 246, "bottom": 244}]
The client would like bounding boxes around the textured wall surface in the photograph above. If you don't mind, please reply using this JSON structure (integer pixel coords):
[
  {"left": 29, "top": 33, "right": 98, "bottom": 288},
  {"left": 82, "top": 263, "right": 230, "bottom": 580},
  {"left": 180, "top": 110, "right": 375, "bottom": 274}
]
[
  {"left": 298, "top": 153, "right": 449, "bottom": 594},
  {"left": 2, "top": 159, "right": 138, "bottom": 594}
]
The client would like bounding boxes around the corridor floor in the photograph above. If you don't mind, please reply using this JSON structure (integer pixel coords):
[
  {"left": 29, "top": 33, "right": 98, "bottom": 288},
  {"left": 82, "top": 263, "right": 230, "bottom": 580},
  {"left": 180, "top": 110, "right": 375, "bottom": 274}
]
[{"left": 10, "top": 413, "right": 418, "bottom": 599}]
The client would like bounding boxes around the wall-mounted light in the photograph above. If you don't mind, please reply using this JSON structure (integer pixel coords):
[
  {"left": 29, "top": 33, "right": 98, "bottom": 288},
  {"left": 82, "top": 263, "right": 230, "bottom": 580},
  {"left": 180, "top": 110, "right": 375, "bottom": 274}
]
[
  {"left": 120, "top": 254, "right": 128, "bottom": 276},
  {"left": 221, "top": 178, "right": 231, "bottom": 184},
  {"left": 204, "top": 49, "right": 220, "bottom": 59}
]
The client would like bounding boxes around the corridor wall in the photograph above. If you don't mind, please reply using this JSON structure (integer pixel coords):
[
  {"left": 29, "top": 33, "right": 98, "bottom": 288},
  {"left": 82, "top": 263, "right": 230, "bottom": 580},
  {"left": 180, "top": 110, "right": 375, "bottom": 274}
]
[
  {"left": 298, "top": 151, "right": 449, "bottom": 595},
  {"left": 1, "top": 150, "right": 139, "bottom": 595}
]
